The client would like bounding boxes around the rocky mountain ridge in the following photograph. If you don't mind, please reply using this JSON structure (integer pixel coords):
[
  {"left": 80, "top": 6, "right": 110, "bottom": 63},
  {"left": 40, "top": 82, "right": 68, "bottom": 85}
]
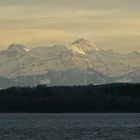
[{"left": 0, "top": 38, "right": 140, "bottom": 88}]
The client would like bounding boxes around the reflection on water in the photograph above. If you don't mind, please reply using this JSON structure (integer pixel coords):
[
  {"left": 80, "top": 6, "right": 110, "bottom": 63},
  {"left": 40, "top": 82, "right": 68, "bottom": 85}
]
[{"left": 0, "top": 113, "right": 140, "bottom": 140}]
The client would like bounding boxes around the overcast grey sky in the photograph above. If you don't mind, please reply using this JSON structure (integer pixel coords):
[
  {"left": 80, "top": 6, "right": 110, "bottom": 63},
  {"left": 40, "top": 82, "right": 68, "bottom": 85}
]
[{"left": 0, "top": 0, "right": 140, "bottom": 52}]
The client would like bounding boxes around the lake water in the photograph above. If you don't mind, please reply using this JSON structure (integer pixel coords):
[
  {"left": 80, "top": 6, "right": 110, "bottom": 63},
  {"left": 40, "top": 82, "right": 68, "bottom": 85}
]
[{"left": 0, "top": 113, "right": 140, "bottom": 140}]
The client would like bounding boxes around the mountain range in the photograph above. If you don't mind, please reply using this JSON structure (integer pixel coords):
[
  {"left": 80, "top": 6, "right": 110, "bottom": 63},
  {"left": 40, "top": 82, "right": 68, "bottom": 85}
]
[{"left": 0, "top": 38, "right": 140, "bottom": 88}]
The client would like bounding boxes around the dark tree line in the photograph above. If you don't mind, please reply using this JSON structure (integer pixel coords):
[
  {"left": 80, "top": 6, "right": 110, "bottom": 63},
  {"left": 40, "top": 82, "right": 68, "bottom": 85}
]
[{"left": 0, "top": 83, "right": 140, "bottom": 112}]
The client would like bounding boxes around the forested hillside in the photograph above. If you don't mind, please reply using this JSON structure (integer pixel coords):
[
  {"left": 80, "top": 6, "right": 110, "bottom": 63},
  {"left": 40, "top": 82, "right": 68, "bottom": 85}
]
[{"left": 0, "top": 83, "right": 140, "bottom": 112}]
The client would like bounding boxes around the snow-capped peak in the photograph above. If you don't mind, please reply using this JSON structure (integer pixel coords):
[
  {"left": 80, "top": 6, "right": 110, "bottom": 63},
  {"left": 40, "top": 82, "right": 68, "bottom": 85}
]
[
  {"left": 72, "top": 38, "right": 95, "bottom": 47},
  {"left": 69, "top": 38, "right": 99, "bottom": 54},
  {"left": 7, "top": 44, "right": 29, "bottom": 52},
  {"left": 67, "top": 45, "right": 86, "bottom": 55}
]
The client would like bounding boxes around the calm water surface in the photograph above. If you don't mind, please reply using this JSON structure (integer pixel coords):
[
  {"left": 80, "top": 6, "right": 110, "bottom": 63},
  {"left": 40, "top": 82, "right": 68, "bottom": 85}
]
[{"left": 0, "top": 113, "right": 140, "bottom": 140}]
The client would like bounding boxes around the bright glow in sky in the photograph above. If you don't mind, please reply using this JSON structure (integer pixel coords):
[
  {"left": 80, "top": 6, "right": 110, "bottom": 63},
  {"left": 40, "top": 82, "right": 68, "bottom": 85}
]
[{"left": 0, "top": 0, "right": 140, "bottom": 52}]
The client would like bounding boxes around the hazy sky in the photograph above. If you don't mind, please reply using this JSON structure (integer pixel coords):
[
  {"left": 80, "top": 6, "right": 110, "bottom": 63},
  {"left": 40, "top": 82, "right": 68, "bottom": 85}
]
[{"left": 0, "top": 0, "right": 140, "bottom": 52}]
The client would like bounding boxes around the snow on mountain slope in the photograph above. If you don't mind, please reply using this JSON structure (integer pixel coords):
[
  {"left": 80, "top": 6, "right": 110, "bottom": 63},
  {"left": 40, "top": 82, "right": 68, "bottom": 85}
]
[
  {"left": 0, "top": 76, "right": 21, "bottom": 88},
  {"left": 0, "top": 39, "right": 140, "bottom": 86},
  {"left": 71, "top": 38, "right": 98, "bottom": 50},
  {"left": 0, "top": 42, "right": 92, "bottom": 78},
  {"left": 86, "top": 48, "right": 140, "bottom": 77},
  {"left": 15, "top": 69, "right": 113, "bottom": 87},
  {"left": 116, "top": 70, "right": 140, "bottom": 83}
]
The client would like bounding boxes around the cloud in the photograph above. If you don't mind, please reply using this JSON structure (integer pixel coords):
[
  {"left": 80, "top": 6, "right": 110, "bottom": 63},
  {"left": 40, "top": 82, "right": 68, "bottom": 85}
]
[
  {"left": 0, "top": 0, "right": 140, "bottom": 9},
  {"left": 0, "top": 0, "right": 140, "bottom": 52}
]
